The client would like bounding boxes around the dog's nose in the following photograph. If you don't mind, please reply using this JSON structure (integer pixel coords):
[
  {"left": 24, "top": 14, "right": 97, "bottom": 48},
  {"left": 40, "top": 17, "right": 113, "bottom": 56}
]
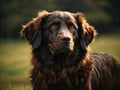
[{"left": 62, "top": 37, "right": 70, "bottom": 42}]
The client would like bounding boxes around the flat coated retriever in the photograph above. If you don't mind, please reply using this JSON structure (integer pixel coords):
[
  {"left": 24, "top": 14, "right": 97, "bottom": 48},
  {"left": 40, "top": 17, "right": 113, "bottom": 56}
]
[{"left": 20, "top": 11, "right": 120, "bottom": 90}]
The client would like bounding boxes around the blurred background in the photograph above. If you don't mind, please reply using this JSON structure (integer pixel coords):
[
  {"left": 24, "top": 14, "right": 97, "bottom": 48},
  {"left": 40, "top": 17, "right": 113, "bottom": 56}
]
[{"left": 0, "top": 0, "right": 120, "bottom": 90}]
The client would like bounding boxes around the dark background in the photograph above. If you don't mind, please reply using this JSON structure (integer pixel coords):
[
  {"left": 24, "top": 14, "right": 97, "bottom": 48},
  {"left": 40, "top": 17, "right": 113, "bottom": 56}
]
[{"left": 0, "top": 0, "right": 120, "bottom": 39}]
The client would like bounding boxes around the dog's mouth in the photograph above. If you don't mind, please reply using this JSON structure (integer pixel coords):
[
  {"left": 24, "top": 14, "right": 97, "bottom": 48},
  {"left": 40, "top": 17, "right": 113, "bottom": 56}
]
[
  {"left": 56, "top": 45, "right": 72, "bottom": 54},
  {"left": 48, "top": 40, "right": 74, "bottom": 54}
]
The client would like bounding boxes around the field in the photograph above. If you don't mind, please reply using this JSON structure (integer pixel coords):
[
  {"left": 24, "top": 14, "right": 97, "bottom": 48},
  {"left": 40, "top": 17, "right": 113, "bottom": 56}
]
[
  {"left": 0, "top": 40, "right": 32, "bottom": 90},
  {"left": 0, "top": 35, "right": 120, "bottom": 90}
]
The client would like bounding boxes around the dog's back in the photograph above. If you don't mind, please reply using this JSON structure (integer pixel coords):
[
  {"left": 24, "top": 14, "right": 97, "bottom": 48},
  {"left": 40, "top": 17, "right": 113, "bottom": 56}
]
[{"left": 91, "top": 53, "right": 120, "bottom": 90}]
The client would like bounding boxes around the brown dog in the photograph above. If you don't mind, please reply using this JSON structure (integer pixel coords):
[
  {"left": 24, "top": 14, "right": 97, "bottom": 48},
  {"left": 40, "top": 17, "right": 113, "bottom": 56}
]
[{"left": 20, "top": 11, "right": 120, "bottom": 90}]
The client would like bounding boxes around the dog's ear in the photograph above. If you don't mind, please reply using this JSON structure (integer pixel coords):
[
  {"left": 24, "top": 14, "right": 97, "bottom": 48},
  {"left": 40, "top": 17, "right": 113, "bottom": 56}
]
[
  {"left": 20, "top": 11, "right": 48, "bottom": 49},
  {"left": 74, "top": 13, "right": 97, "bottom": 50}
]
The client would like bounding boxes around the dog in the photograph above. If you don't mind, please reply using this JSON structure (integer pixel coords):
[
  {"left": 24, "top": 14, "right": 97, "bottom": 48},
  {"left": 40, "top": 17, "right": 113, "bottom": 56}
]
[{"left": 20, "top": 11, "right": 120, "bottom": 90}]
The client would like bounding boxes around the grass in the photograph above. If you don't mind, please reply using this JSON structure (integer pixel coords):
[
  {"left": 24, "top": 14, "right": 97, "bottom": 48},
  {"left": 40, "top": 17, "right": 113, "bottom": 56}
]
[
  {"left": 0, "top": 35, "right": 120, "bottom": 90},
  {"left": 0, "top": 40, "right": 32, "bottom": 90},
  {"left": 90, "top": 34, "right": 120, "bottom": 60}
]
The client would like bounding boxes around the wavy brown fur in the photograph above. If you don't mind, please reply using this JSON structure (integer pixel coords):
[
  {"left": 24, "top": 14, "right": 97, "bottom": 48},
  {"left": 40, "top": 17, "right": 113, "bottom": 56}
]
[
  {"left": 31, "top": 48, "right": 93, "bottom": 90},
  {"left": 20, "top": 11, "right": 120, "bottom": 90}
]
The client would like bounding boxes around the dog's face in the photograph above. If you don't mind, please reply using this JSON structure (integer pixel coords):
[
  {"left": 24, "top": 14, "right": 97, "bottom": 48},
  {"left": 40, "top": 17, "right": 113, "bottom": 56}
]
[
  {"left": 20, "top": 11, "right": 96, "bottom": 54},
  {"left": 42, "top": 11, "right": 78, "bottom": 53}
]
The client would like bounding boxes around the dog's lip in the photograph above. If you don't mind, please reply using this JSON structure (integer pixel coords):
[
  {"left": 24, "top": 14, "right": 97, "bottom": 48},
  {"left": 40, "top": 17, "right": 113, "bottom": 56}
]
[
  {"left": 54, "top": 45, "right": 73, "bottom": 54},
  {"left": 63, "top": 42, "right": 70, "bottom": 46},
  {"left": 48, "top": 41, "right": 74, "bottom": 54}
]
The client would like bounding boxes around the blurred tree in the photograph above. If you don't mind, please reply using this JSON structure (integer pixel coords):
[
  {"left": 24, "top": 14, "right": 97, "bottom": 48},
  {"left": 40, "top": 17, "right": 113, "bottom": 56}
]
[
  {"left": 0, "top": 0, "right": 58, "bottom": 38},
  {"left": 0, "top": 0, "right": 119, "bottom": 39},
  {"left": 93, "top": 0, "right": 120, "bottom": 33},
  {"left": 104, "top": 0, "right": 120, "bottom": 31}
]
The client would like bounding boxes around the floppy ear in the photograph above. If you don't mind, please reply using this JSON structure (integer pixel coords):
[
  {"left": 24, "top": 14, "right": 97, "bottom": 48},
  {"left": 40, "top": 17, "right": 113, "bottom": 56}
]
[
  {"left": 20, "top": 11, "right": 48, "bottom": 49},
  {"left": 74, "top": 13, "right": 97, "bottom": 50}
]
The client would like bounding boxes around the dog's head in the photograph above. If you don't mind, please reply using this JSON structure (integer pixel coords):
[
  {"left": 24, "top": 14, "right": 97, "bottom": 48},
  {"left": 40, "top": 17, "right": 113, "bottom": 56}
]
[{"left": 20, "top": 11, "right": 96, "bottom": 54}]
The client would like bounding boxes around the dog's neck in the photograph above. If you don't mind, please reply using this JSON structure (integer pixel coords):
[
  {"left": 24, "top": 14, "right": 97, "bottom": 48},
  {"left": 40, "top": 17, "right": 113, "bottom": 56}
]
[
  {"left": 32, "top": 44, "right": 88, "bottom": 69},
  {"left": 31, "top": 45, "right": 93, "bottom": 89}
]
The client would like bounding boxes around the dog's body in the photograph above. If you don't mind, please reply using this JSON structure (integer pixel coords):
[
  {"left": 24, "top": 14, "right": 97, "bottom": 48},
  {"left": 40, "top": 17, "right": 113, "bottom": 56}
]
[
  {"left": 91, "top": 53, "right": 120, "bottom": 90},
  {"left": 20, "top": 11, "right": 120, "bottom": 90}
]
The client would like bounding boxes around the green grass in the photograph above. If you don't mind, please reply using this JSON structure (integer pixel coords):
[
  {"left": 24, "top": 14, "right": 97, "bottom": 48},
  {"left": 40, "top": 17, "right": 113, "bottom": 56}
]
[
  {"left": 90, "top": 34, "right": 120, "bottom": 60},
  {"left": 0, "top": 35, "right": 120, "bottom": 90},
  {"left": 0, "top": 40, "right": 32, "bottom": 90}
]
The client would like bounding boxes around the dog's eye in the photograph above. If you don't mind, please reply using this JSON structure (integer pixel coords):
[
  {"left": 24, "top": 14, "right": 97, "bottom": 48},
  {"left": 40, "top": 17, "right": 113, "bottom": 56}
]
[
  {"left": 49, "top": 23, "right": 59, "bottom": 31},
  {"left": 68, "top": 24, "right": 76, "bottom": 31}
]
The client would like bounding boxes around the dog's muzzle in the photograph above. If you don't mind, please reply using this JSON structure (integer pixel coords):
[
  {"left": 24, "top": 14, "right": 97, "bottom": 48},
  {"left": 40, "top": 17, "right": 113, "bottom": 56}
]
[{"left": 49, "top": 30, "right": 74, "bottom": 54}]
